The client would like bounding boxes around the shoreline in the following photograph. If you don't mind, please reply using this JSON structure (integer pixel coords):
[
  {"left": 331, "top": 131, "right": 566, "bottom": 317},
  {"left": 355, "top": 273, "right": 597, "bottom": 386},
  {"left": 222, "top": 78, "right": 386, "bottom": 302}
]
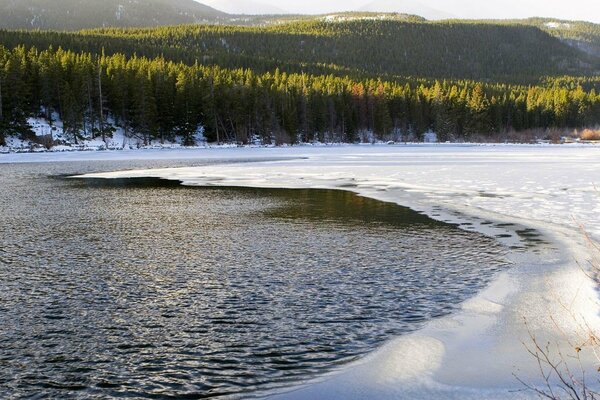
[
  {"left": 267, "top": 195, "right": 596, "bottom": 399},
  {"left": 60, "top": 145, "right": 600, "bottom": 397},
  {"left": 1, "top": 142, "right": 599, "bottom": 165}
]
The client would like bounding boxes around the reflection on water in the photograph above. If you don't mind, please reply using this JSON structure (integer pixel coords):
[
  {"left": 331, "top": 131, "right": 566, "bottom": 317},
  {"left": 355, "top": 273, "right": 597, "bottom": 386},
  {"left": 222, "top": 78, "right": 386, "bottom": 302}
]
[{"left": 0, "top": 161, "right": 510, "bottom": 399}]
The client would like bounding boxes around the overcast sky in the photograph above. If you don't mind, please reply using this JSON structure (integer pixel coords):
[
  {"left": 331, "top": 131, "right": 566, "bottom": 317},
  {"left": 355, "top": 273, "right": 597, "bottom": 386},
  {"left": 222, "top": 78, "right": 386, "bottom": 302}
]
[{"left": 204, "top": 0, "right": 600, "bottom": 23}]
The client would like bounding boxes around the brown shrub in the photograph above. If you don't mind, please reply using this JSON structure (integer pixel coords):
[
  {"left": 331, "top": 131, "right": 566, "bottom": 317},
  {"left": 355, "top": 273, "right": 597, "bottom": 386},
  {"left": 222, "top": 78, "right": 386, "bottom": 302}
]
[{"left": 580, "top": 129, "right": 600, "bottom": 141}]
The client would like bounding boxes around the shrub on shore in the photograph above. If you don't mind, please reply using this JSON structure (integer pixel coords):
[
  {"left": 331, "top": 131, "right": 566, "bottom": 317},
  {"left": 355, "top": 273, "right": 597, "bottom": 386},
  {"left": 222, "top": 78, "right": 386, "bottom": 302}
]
[{"left": 580, "top": 129, "right": 600, "bottom": 141}]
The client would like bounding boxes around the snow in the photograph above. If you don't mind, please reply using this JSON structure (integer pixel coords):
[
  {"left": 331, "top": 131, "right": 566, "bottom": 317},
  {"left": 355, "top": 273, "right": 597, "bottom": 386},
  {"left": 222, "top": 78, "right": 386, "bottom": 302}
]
[
  {"left": 8, "top": 144, "right": 600, "bottom": 398},
  {"left": 322, "top": 14, "right": 402, "bottom": 22},
  {"left": 27, "top": 116, "right": 55, "bottom": 137},
  {"left": 116, "top": 4, "right": 124, "bottom": 20},
  {"left": 3, "top": 115, "right": 205, "bottom": 152},
  {"left": 545, "top": 21, "right": 572, "bottom": 29},
  {"left": 422, "top": 130, "right": 437, "bottom": 143}
]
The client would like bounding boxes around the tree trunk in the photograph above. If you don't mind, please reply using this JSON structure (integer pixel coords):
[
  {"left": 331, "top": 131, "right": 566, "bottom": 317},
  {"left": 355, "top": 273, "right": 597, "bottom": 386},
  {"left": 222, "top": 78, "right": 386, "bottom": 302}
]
[
  {"left": 122, "top": 123, "right": 128, "bottom": 149},
  {"left": 98, "top": 64, "right": 105, "bottom": 142},
  {"left": 215, "top": 115, "right": 220, "bottom": 144},
  {"left": 210, "top": 79, "right": 219, "bottom": 144},
  {"left": 86, "top": 80, "right": 94, "bottom": 138},
  {"left": 121, "top": 104, "right": 128, "bottom": 148},
  {"left": 0, "top": 76, "right": 3, "bottom": 122}
]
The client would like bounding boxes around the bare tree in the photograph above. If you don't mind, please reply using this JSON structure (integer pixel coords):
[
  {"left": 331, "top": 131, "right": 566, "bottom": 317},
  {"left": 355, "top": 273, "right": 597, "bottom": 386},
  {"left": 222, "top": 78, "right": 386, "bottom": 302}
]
[{"left": 518, "top": 222, "right": 600, "bottom": 399}]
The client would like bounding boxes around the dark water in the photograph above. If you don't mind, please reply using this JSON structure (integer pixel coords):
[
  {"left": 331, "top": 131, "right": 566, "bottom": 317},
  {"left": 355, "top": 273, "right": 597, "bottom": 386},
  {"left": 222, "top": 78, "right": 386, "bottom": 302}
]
[{"left": 0, "top": 160, "right": 510, "bottom": 399}]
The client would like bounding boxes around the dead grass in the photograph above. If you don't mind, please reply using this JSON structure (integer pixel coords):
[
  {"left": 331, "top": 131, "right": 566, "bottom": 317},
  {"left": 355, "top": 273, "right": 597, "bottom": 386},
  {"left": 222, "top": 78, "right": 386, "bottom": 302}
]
[{"left": 581, "top": 129, "right": 600, "bottom": 141}]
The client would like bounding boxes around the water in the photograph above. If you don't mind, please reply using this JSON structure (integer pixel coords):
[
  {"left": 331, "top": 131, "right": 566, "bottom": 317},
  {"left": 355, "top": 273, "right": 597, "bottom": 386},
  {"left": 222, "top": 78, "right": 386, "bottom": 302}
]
[{"left": 0, "top": 160, "right": 511, "bottom": 399}]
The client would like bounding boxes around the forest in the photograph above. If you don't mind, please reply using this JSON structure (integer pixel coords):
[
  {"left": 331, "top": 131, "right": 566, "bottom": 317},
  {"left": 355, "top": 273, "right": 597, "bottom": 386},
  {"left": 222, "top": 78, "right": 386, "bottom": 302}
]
[
  {"left": 1, "top": 19, "right": 600, "bottom": 146},
  {"left": 0, "top": 0, "right": 227, "bottom": 31},
  {"left": 1, "top": 20, "right": 597, "bottom": 81}
]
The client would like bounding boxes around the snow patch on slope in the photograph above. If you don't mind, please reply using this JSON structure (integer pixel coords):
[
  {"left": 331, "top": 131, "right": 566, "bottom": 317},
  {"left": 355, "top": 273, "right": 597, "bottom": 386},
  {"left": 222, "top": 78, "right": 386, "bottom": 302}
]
[
  {"left": 322, "top": 14, "right": 409, "bottom": 22},
  {"left": 2, "top": 114, "right": 206, "bottom": 153},
  {"left": 545, "top": 21, "right": 572, "bottom": 29}
]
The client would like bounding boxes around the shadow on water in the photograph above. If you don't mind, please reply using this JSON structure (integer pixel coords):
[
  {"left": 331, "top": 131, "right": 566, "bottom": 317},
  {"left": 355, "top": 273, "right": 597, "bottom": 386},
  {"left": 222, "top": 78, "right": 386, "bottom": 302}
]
[{"left": 77, "top": 177, "right": 445, "bottom": 228}]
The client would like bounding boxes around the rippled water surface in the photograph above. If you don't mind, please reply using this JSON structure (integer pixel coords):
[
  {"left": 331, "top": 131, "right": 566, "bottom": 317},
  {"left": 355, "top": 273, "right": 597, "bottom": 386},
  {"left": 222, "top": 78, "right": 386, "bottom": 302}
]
[{"left": 0, "top": 160, "right": 511, "bottom": 398}]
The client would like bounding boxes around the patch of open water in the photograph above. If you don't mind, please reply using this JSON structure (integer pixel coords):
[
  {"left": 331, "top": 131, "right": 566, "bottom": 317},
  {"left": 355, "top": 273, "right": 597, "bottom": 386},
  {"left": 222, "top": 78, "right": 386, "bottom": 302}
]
[{"left": 0, "top": 160, "right": 511, "bottom": 398}]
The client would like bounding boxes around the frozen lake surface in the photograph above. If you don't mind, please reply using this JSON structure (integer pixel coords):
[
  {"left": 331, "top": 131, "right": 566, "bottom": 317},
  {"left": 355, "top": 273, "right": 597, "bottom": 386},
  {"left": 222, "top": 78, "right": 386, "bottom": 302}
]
[{"left": 4, "top": 144, "right": 600, "bottom": 398}]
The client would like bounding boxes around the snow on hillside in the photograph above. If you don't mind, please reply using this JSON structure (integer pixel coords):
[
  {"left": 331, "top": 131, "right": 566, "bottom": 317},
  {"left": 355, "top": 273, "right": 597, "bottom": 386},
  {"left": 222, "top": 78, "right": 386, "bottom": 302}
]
[
  {"left": 73, "top": 145, "right": 600, "bottom": 399},
  {"left": 1, "top": 115, "right": 206, "bottom": 153},
  {"left": 322, "top": 13, "right": 404, "bottom": 22},
  {"left": 545, "top": 21, "right": 572, "bottom": 29}
]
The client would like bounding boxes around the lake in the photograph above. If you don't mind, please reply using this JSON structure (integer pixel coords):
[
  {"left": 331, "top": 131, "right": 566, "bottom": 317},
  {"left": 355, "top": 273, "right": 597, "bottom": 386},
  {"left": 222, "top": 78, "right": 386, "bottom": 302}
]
[{"left": 0, "top": 159, "right": 510, "bottom": 398}]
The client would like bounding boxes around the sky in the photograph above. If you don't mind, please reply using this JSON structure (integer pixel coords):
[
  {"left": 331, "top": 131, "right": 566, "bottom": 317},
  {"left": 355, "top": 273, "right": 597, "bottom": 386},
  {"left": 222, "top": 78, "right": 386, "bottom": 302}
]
[{"left": 200, "top": 0, "right": 600, "bottom": 23}]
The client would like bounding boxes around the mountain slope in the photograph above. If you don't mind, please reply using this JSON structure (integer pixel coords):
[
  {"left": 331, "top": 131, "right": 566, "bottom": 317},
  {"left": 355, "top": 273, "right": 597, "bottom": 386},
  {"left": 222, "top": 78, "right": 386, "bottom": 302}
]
[
  {"left": 0, "top": 0, "right": 227, "bottom": 30},
  {"left": 525, "top": 18, "right": 600, "bottom": 57},
  {"left": 1, "top": 19, "right": 598, "bottom": 81}
]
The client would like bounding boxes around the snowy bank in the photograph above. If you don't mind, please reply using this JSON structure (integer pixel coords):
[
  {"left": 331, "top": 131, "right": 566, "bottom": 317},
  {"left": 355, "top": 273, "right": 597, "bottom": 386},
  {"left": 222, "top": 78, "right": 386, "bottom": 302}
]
[
  {"left": 65, "top": 145, "right": 600, "bottom": 397},
  {"left": 1, "top": 115, "right": 207, "bottom": 153}
]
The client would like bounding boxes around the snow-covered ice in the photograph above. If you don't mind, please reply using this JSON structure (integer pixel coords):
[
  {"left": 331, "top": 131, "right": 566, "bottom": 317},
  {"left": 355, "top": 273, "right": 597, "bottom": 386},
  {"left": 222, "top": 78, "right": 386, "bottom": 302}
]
[{"left": 9, "top": 144, "right": 600, "bottom": 398}]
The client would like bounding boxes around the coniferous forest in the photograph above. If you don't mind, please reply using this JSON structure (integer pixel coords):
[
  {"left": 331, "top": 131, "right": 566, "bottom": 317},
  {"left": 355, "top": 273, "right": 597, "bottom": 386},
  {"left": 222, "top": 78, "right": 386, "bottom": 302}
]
[{"left": 1, "top": 17, "right": 600, "bottom": 146}]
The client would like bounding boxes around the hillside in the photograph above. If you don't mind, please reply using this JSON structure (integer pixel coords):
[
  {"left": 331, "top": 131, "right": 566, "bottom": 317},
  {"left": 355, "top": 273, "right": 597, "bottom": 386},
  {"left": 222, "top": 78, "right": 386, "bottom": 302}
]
[
  {"left": 524, "top": 18, "right": 600, "bottom": 57},
  {"left": 2, "top": 0, "right": 600, "bottom": 63},
  {"left": 0, "top": 19, "right": 598, "bottom": 81},
  {"left": 0, "top": 0, "right": 227, "bottom": 30}
]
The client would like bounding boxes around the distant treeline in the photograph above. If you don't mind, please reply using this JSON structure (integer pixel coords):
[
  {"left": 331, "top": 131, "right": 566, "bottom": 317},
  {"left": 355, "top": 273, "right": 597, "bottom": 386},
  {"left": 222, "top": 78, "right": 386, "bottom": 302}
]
[
  {"left": 0, "top": 19, "right": 598, "bottom": 82},
  {"left": 1, "top": 45, "right": 600, "bottom": 146}
]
